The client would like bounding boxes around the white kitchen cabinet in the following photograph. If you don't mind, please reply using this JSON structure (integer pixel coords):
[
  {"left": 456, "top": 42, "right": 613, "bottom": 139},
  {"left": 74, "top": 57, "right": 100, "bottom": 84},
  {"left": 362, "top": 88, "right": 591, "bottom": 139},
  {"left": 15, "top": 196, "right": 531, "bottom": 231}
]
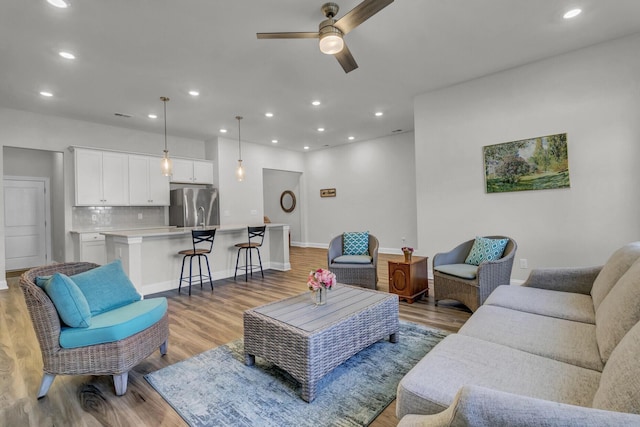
[
  {"left": 129, "top": 155, "right": 170, "bottom": 206},
  {"left": 170, "top": 159, "right": 214, "bottom": 184},
  {"left": 72, "top": 232, "right": 107, "bottom": 265},
  {"left": 75, "top": 148, "right": 129, "bottom": 206}
]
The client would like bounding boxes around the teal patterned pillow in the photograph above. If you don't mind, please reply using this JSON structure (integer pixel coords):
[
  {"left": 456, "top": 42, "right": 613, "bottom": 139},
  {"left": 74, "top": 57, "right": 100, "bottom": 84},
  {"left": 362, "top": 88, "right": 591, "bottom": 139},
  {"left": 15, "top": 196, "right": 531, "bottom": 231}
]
[
  {"left": 343, "top": 231, "right": 370, "bottom": 256},
  {"left": 464, "top": 237, "right": 509, "bottom": 266}
]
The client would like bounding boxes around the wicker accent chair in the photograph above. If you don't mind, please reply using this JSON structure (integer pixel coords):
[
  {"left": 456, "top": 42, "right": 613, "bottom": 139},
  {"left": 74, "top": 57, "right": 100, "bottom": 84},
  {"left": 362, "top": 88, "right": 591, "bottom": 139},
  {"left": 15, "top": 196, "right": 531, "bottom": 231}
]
[
  {"left": 19, "top": 262, "right": 169, "bottom": 398},
  {"left": 327, "top": 234, "right": 379, "bottom": 289},
  {"left": 433, "top": 236, "right": 517, "bottom": 312}
]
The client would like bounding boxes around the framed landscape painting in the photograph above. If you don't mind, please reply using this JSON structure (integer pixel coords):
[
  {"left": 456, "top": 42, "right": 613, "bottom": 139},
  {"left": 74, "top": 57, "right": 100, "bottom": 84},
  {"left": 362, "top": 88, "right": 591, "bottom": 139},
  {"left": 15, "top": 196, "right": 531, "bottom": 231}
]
[{"left": 483, "top": 133, "right": 570, "bottom": 193}]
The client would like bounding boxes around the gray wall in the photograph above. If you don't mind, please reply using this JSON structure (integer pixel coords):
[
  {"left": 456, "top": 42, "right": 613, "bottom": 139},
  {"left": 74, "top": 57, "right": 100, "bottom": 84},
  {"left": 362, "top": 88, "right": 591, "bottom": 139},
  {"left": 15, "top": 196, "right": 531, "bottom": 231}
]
[
  {"left": 303, "top": 132, "right": 418, "bottom": 252},
  {"left": 263, "top": 169, "right": 302, "bottom": 244},
  {"left": 414, "top": 33, "right": 640, "bottom": 280}
]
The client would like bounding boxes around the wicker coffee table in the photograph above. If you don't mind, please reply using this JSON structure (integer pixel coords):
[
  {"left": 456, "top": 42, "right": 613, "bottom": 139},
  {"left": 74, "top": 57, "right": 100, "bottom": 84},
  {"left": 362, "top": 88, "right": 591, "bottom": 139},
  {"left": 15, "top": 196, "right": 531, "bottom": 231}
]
[{"left": 243, "top": 284, "right": 399, "bottom": 402}]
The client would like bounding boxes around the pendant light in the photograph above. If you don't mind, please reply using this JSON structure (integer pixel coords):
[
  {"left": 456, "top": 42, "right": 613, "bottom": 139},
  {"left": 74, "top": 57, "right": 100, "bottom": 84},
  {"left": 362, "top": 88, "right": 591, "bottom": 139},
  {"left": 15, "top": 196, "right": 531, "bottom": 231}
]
[
  {"left": 236, "top": 115, "right": 245, "bottom": 182},
  {"left": 160, "top": 96, "right": 173, "bottom": 176}
]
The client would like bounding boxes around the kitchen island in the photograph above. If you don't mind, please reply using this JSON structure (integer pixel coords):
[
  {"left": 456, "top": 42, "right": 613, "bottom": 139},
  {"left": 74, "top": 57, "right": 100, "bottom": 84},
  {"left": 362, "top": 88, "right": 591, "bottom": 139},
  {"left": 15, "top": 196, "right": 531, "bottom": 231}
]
[{"left": 101, "top": 224, "right": 290, "bottom": 296}]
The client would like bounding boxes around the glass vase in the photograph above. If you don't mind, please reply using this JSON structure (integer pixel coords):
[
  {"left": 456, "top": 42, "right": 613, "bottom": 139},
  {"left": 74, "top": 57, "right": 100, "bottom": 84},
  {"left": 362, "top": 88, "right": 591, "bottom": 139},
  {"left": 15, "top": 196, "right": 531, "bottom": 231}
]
[{"left": 313, "top": 287, "right": 327, "bottom": 306}]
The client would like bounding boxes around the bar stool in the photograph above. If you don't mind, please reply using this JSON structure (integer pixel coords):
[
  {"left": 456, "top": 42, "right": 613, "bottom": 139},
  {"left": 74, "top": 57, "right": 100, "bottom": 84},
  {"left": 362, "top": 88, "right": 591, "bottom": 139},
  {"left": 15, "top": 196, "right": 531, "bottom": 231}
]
[
  {"left": 234, "top": 225, "right": 266, "bottom": 281},
  {"left": 178, "top": 229, "right": 216, "bottom": 295}
]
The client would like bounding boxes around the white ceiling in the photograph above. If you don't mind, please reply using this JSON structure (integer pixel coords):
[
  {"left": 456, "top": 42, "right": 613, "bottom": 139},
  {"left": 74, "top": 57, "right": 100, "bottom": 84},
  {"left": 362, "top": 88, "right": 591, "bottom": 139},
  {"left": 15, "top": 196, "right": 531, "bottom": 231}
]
[{"left": 2, "top": 0, "right": 640, "bottom": 151}]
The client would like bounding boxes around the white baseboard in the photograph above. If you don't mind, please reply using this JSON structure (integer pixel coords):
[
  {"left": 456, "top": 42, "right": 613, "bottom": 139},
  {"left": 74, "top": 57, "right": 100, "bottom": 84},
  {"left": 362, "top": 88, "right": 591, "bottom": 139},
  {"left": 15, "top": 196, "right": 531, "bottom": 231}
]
[{"left": 0, "top": 280, "right": 7, "bottom": 290}]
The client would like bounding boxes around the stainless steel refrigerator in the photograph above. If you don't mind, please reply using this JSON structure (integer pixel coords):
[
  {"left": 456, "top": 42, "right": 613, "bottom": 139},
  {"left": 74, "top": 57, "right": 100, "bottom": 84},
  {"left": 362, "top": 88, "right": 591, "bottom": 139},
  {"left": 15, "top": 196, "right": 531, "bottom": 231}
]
[{"left": 169, "top": 188, "right": 219, "bottom": 227}]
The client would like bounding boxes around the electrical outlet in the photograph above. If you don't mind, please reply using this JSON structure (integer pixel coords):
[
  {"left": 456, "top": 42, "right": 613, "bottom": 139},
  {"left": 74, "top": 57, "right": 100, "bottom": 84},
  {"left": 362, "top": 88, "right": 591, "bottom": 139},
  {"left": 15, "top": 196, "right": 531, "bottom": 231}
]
[
  {"left": 91, "top": 214, "right": 97, "bottom": 221},
  {"left": 137, "top": 213, "right": 143, "bottom": 220},
  {"left": 519, "top": 259, "right": 528, "bottom": 269}
]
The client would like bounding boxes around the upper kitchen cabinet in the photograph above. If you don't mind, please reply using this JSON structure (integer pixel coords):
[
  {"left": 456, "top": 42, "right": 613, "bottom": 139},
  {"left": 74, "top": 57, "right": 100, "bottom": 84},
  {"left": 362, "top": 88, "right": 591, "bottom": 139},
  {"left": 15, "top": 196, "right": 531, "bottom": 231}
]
[
  {"left": 171, "top": 159, "right": 214, "bottom": 184},
  {"left": 74, "top": 148, "right": 129, "bottom": 206},
  {"left": 129, "top": 155, "right": 170, "bottom": 206}
]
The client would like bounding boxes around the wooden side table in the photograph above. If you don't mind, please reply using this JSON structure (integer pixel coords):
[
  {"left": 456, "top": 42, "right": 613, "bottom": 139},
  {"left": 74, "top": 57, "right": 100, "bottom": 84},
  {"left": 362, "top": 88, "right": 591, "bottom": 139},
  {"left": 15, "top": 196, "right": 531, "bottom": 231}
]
[{"left": 388, "top": 256, "right": 429, "bottom": 303}]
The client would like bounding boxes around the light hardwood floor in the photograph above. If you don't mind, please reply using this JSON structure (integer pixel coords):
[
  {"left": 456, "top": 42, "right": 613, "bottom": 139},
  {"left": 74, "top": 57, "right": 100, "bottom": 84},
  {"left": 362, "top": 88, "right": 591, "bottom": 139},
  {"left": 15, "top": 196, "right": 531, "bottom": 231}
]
[{"left": 0, "top": 247, "right": 471, "bottom": 426}]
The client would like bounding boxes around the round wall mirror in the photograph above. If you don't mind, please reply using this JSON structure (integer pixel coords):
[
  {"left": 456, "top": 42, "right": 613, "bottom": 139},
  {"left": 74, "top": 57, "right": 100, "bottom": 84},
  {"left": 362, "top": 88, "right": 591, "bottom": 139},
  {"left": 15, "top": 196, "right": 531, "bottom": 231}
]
[{"left": 280, "top": 190, "right": 296, "bottom": 213}]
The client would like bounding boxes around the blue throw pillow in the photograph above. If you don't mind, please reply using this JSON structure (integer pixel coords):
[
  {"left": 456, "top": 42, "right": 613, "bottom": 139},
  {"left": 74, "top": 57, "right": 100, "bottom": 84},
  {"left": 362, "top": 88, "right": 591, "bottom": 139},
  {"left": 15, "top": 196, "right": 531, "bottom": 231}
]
[
  {"left": 465, "top": 237, "right": 509, "bottom": 266},
  {"left": 40, "top": 273, "right": 92, "bottom": 328},
  {"left": 70, "top": 259, "right": 141, "bottom": 316},
  {"left": 343, "top": 231, "right": 369, "bottom": 256}
]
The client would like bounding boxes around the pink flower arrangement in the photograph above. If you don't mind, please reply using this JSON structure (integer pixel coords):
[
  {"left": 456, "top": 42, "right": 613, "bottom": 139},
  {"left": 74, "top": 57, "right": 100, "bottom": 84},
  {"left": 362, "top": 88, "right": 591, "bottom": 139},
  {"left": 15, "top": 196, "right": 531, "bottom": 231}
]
[
  {"left": 307, "top": 268, "right": 336, "bottom": 291},
  {"left": 401, "top": 247, "right": 414, "bottom": 254}
]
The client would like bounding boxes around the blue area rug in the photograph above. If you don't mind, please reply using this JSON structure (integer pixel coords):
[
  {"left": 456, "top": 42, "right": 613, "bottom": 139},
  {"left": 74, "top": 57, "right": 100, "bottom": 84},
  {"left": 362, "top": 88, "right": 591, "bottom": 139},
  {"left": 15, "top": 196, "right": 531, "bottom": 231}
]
[{"left": 145, "top": 321, "right": 447, "bottom": 427}]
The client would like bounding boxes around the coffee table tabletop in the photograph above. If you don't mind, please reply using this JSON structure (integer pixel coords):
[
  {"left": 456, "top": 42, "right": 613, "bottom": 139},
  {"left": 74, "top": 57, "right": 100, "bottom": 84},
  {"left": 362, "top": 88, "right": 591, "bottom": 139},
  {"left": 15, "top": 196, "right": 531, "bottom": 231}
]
[{"left": 244, "top": 284, "right": 399, "bottom": 402}]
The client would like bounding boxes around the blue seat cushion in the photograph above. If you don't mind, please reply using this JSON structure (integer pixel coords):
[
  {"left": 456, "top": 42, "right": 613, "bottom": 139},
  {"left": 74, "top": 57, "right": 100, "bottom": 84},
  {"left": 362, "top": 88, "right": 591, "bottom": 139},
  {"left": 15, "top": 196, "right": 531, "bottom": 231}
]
[
  {"left": 434, "top": 263, "right": 479, "bottom": 280},
  {"left": 70, "top": 259, "right": 141, "bottom": 316},
  {"left": 59, "top": 298, "right": 167, "bottom": 349},
  {"left": 333, "top": 255, "right": 373, "bottom": 264}
]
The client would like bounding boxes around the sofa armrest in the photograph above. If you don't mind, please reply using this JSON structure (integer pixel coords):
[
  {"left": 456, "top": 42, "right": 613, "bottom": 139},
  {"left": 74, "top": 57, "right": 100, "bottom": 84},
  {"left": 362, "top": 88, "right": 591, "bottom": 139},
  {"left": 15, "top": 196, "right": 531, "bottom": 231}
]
[
  {"left": 398, "top": 385, "right": 640, "bottom": 427},
  {"left": 522, "top": 266, "right": 602, "bottom": 295}
]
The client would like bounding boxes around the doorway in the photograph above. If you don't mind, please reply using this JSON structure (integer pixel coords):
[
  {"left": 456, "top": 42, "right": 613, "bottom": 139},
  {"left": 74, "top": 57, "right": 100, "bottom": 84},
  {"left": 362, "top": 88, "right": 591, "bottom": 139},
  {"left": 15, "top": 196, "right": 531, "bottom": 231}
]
[
  {"left": 3, "top": 177, "right": 51, "bottom": 271},
  {"left": 263, "top": 169, "right": 302, "bottom": 245}
]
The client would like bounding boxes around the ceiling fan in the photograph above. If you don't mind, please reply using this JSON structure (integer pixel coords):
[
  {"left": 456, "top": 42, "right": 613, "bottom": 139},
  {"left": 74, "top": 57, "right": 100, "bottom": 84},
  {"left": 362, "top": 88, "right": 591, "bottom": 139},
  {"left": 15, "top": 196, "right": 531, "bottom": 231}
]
[{"left": 257, "top": 0, "right": 394, "bottom": 73}]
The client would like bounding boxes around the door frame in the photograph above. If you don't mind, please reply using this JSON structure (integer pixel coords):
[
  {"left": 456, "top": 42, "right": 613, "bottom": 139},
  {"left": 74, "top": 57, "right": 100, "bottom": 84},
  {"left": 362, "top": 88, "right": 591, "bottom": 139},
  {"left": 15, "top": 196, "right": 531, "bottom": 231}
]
[{"left": 3, "top": 175, "right": 52, "bottom": 270}]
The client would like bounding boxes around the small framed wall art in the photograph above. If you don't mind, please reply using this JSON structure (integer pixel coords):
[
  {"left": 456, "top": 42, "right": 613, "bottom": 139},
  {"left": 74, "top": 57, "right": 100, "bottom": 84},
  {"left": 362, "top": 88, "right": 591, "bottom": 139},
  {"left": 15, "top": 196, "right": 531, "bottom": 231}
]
[{"left": 320, "top": 188, "right": 336, "bottom": 197}]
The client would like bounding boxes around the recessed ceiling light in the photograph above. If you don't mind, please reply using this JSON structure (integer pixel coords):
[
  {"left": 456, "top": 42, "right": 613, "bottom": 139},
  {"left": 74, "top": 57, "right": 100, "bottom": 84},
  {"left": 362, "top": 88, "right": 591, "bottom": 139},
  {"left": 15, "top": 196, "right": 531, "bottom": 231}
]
[
  {"left": 148, "top": 114, "right": 157, "bottom": 119},
  {"left": 58, "top": 51, "right": 75, "bottom": 59},
  {"left": 317, "top": 127, "right": 325, "bottom": 132},
  {"left": 375, "top": 112, "right": 384, "bottom": 117},
  {"left": 348, "top": 136, "right": 355, "bottom": 140},
  {"left": 220, "top": 129, "right": 227, "bottom": 133},
  {"left": 40, "top": 91, "right": 53, "bottom": 97},
  {"left": 311, "top": 100, "right": 321, "bottom": 106},
  {"left": 188, "top": 90, "right": 200, "bottom": 96},
  {"left": 563, "top": 8, "right": 582, "bottom": 19},
  {"left": 47, "top": 0, "right": 69, "bottom": 8},
  {"left": 304, "top": 146, "right": 310, "bottom": 150},
  {"left": 271, "top": 139, "right": 278, "bottom": 144},
  {"left": 265, "top": 112, "right": 274, "bottom": 118}
]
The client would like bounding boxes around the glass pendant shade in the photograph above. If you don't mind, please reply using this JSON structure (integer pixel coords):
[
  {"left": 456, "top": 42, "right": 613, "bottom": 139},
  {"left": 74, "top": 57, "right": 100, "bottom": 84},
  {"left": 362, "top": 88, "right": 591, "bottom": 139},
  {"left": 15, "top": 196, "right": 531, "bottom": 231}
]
[
  {"left": 236, "top": 159, "right": 244, "bottom": 182},
  {"left": 161, "top": 151, "right": 172, "bottom": 176}
]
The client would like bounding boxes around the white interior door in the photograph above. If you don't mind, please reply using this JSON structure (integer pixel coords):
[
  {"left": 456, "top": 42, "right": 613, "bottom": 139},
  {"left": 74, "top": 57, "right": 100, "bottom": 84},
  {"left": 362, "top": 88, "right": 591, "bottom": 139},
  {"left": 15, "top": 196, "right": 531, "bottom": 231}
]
[{"left": 4, "top": 178, "right": 49, "bottom": 270}]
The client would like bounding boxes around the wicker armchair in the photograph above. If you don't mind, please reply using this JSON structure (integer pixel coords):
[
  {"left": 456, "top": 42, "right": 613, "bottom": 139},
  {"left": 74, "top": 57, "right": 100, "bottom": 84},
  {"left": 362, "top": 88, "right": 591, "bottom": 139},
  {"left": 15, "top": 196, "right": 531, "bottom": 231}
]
[
  {"left": 19, "top": 262, "right": 169, "bottom": 397},
  {"left": 327, "top": 234, "right": 379, "bottom": 289},
  {"left": 433, "top": 236, "right": 517, "bottom": 312}
]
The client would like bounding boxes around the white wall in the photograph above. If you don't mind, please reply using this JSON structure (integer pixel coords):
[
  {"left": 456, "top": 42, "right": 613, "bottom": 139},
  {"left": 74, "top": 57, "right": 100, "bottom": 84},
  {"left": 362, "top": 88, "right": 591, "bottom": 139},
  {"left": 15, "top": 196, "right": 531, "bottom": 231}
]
[
  {"left": 217, "top": 136, "right": 305, "bottom": 226},
  {"left": 263, "top": 169, "right": 302, "bottom": 244},
  {"left": 0, "top": 108, "right": 207, "bottom": 280},
  {"left": 304, "top": 132, "right": 418, "bottom": 252},
  {"left": 415, "top": 34, "right": 640, "bottom": 280}
]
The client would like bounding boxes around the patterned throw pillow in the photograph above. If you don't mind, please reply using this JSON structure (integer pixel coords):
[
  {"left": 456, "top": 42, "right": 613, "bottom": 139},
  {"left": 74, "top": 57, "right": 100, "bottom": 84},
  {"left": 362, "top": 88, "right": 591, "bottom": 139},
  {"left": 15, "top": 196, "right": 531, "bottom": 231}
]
[
  {"left": 343, "top": 231, "right": 370, "bottom": 256},
  {"left": 464, "top": 236, "right": 509, "bottom": 266}
]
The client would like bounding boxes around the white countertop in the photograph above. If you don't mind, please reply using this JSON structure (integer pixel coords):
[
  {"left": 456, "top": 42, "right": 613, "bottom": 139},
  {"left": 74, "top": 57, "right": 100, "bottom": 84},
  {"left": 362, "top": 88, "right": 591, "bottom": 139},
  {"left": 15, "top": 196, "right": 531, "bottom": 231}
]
[{"left": 99, "top": 223, "right": 287, "bottom": 238}]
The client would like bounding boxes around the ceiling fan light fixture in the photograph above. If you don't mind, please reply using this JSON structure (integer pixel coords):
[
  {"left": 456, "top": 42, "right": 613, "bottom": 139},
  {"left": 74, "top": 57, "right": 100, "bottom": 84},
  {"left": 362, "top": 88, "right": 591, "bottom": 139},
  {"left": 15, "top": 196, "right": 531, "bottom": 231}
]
[{"left": 319, "top": 26, "right": 344, "bottom": 54}]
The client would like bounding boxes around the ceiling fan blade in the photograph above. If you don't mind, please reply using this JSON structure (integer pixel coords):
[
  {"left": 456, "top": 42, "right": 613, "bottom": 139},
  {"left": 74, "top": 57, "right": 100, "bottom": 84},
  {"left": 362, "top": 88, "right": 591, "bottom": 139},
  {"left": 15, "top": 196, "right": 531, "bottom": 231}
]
[
  {"left": 257, "top": 32, "right": 319, "bottom": 39},
  {"left": 335, "top": 0, "right": 394, "bottom": 34},
  {"left": 335, "top": 43, "right": 358, "bottom": 73}
]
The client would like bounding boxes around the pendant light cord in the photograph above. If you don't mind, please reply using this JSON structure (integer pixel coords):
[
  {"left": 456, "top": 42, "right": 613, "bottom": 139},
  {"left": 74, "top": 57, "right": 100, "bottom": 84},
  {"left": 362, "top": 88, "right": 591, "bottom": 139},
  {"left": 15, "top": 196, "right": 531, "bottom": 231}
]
[{"left": 236, "top": 116, "right": 243, "bottom": 160}]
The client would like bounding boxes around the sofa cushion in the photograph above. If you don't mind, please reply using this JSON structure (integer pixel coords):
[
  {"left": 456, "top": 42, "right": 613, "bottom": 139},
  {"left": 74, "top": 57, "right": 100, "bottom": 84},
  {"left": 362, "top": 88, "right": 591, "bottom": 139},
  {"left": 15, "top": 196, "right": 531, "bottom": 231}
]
[
  {"left": 595, "top": 257, "right": 640, "bottom": 363},
  {"left": 39, "top": 273, "right": 92, "bottom": 328},
  {"left": 59, "top": 297, "right": 167, "bottom": 349},
  {"left": 342, "top": 231, "right": 369, "bottom": 256},
  {"left": 70, "top": 259, "right": 141, "bottom": 316},
  {"left": 464, "top": 237, "right": 508, "bottom": 266},
  {"left": 396, "top": 334, "right": 601, "bottom": 419},
  {"left": 592, "top": 320, "right": 640, "bottom": 414},
  {"left": 332, "top": 255, "right": 372, "bottom": 264},
  {"left": 484, "top": 285, "right": 595, "bottom": 324},
  {"left": 458, "top": 305, "right": 602, "bottom": 371},
  {"left": 591, "top": 242, "right": 640, "bottom": 311},
  {"left": 433, "top": 264, "right": 478, "bottom": 280}
]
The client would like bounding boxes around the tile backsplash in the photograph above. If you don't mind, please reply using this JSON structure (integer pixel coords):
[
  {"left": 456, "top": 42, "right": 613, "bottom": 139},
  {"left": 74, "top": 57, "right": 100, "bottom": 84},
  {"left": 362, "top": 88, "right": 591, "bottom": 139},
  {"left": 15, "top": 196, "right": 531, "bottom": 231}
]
[{"left": 72, "top": 206, "right": 167, "bottom": 230}]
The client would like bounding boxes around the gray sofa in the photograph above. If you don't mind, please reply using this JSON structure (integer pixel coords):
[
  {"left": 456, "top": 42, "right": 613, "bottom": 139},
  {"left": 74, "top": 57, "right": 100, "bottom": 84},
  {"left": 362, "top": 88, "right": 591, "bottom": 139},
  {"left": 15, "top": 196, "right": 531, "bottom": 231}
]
[{"left": 396, "top": 242, "right": 640, "bottom": 426}]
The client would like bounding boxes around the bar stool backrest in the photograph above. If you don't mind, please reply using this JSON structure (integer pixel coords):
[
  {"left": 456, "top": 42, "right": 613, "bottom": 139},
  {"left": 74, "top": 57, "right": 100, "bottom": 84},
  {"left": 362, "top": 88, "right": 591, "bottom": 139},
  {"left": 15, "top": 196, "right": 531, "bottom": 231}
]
[
  {"left": 248, "top": 226, "right": 266, "bottom": 247},
  {"left": 192, "top": 229, "right": 216, "bottom": 253}
]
